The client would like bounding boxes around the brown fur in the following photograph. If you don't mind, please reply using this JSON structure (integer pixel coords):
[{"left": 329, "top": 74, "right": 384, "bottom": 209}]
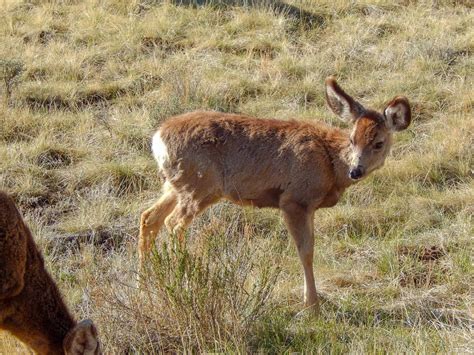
[
  {"left": 353, "top": 115, "right": 383, "bottom": 146},
  {"left": 0, "top": 192, "right": 100, "bottom": 354},
  {"left": 139, "top": 77, "right": 411, "bottom": 314},
  {"left": 158, "top": 111, "right": 353, "bottom": 209}
]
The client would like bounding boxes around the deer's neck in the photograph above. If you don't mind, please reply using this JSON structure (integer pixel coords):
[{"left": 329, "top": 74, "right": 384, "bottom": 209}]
[
  {"left": 323, "top": 128, "right": 356, "bottom": 190},
  {"left": 8, "top": 233, "right": 76, "bottom": 354}
]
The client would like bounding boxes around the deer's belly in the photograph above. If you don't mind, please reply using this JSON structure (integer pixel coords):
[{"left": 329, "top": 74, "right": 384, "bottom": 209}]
[{"left": 225, "top": 187, "right": 283, "bottom": 208}]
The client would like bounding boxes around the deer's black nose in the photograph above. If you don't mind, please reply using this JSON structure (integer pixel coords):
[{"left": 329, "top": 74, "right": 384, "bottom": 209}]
[{"left": 349, "top": 166, "right": 364, "bottom": 180}]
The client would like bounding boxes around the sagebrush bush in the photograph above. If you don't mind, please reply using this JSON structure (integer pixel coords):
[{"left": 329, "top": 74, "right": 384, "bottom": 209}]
[
  {"left": 0, "top": 59, "right": 24, "bottom": 105},
  {"left": 93, "top": 234, "right": 282, "bottom": 352}
]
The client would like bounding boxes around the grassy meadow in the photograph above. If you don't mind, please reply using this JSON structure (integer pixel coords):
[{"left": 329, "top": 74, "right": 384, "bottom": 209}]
[{"left": 0, "top": 0, "right": 473, "bottom": 352}]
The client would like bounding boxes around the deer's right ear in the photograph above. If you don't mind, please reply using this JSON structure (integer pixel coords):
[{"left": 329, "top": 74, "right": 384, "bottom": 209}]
[
  {"left": 325, "top": 76, "right": 365, "bottom": 123},
  {"left": 63, "top": 320, "right": 101, "bottom": 355}
]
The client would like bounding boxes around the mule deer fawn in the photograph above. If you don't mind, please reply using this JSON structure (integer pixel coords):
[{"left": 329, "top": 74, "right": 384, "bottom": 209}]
[
  {"left": 0, "top": 192, "right": 100, "bottom": 354},
  {"left": 139, "top": 77, "right": 411, "bottom": 313}
]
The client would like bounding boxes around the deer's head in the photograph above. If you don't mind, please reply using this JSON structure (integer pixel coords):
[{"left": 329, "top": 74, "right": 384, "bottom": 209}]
[{"left": 325, "top": 77, "right": 411, "bottom": 181}]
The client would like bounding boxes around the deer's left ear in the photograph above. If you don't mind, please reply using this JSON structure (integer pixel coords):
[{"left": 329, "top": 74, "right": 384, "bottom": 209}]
[
  {"left": 325, "top": 76, "right": 366, "bottom": 123},
  {"left": 383, "top": 96, "right": 411, "bottom": 132}
]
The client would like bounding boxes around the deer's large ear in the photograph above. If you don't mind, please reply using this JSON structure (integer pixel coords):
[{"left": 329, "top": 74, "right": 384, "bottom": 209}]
[
  {"left": 63, "top": 320, "right": 100, "bottom": 355},
  {"left": 383, "top": 96, "right": 411, "bottom": 132},
  {"left": 325, "top": 76, "right": 365, "bottom": 123}
]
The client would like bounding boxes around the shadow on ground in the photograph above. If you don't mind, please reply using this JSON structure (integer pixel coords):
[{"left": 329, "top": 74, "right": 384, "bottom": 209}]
[{"left": 143, "top": 0, "right": 326, "bottom": 28}]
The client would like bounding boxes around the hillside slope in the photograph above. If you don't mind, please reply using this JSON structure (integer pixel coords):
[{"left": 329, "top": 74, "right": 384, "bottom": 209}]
[{"left": 0, "top": 0, "right": 472, "bottom": 352}]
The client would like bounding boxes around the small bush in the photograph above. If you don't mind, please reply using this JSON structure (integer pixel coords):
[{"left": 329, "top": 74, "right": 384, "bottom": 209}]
[
  {"left": 0, "top": 59, "right": 24, "bottom": 106},
  {"left": 101, "top": 234, "right": 281, "bottom": 352}
]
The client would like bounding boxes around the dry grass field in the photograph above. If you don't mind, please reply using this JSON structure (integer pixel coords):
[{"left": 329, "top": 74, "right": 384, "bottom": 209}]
[{"left": 0, "top": 0, "right": 473, "bottom": 353}]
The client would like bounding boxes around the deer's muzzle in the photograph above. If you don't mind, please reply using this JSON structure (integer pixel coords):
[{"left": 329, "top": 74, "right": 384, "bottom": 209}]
[{"left": 349, "top": 166, "right": 364, "bottom": 180}]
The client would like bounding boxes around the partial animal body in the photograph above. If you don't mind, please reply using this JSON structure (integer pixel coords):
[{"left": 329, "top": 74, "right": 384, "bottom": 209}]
[
  {"left": 139, "top": 77, "right": 411, "bottom": 313},
  {"left": 0, "top": 192, "right": 100, "bottom": 354}
]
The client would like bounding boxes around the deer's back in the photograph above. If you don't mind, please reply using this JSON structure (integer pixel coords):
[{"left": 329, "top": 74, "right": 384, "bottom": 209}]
[{"left": 156, "top": 111, "right": 337, "bottom": 207}]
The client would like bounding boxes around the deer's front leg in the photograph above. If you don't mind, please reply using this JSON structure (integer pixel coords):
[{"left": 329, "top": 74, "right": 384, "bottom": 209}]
[{"left": 281, "top": 202, "right": 319, "bottom": 314}]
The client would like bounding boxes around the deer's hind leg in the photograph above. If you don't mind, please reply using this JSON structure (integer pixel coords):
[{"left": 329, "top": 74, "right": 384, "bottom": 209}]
[
  {"left": 165, "top": 192, "right": 220, "bottom": 243},
  {"left": 138, "top": 181, "right": 177, "bottom": 268}
]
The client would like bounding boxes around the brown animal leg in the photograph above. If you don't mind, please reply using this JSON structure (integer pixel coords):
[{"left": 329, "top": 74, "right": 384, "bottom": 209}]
[
  {"left": 165, "top": 193, "right": 219, "bottom": 242},
  {"left": 281, "top": 201, "right": 319, "bottom": 314},
  {"left": 138, "top": 182, "right": 177, "bottom": 269}
]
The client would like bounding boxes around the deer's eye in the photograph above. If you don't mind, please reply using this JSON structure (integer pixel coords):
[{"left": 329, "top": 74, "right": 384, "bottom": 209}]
[
  {"left": 350, "top": 138, "right": 354, "bottom": 145},
  {"left": 374, "top": 141, "right": 384, "bottom": 150}
]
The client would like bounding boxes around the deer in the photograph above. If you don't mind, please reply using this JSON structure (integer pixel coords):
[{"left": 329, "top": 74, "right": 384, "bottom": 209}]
[
  {"left": 138, "top": 77, "right": 411, "bottom": 314},
  {"left": 0, "top": 191, "right": 101, "bottom": 354}
]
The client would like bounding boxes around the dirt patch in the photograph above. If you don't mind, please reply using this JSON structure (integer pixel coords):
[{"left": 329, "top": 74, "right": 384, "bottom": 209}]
[
  {"left": 23, "top": 87, "right": 126, "bottom": 111},
  {"left": 397, "top": 245, "right": 447, "bottom": 287},
  {"left": 17, "top": 193, "right": 54, "bottom": 210},
  {"left": 331, "top": 276, "right": 358, "bottom": 288},
  {"left": 398, "top": 245, "right": 446, "bottom": 262},
  {"left": 50, "top": 226, "right": 133, "bottom": 254},
  {"left": 23, "top": 30, "right": 55, "bottom": 44},
  {"left": 141, "top": 36, "right": 186, "bottom": 53},
  {"left": 35, "top": 149, "right": 72, "bottom": 169}
]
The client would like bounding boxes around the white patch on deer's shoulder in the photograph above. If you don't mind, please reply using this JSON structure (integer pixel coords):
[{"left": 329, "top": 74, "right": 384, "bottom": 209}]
[{"left": 152, "top": 130, "right": 169, "bottom": 171}]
